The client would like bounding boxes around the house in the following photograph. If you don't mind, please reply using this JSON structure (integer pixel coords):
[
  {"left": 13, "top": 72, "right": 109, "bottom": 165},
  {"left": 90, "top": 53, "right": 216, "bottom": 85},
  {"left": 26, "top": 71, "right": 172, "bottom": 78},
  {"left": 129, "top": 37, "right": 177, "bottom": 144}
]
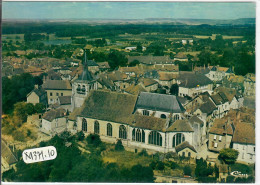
[
  {"left": 124, "top": 84, "right": 147, "bottom": 95},
  {"left": 243, "top": 73, "right": 255, "bottom": 97},
  {"left": 43, "top": 70, "right": 62, "bottom": 81},
  {"left": 97, "top": 74, "right": 115, "bottom": 91},
  {"left": 174, "top": 53, "right": 188, "bottom": 62},
  {"left": 27, "top": 85, "right": 48, "bottom": 105},
  {"left": 232, "top": 122, "right": 255, "bottom": 164},
  {"left": 57, "top": 96, "right": 72, "bottom": 112},
  {"left": 175, "top": 141, "right": 197, "bottom": 158},
  {"left": 177, "top": 72, "right": 213, "bottom": 98},
  {"left": 157, "top": 72, "right": 177, "bottom": 88},
  {"left": 206, "top": 66, "right": 234, "bottom": 82},
  {"left": 139, "top": 78, "right": 158, "bottom": 92},
  {"left": 41, "top": 108, "right": 67, "bottom": 136},
  {"left": 68, "top": 90, "right": 194, "bottom": 153},
  {"left": 42, "top": 80, "right": 72, "bottom": 105},
  {"left": 107, "top": 71, "right": 131, "bottom": 90},
  {"left": 222, "top": 74, "right": 244, "bottom": 93},
  {"left": 86, "top": 59, "right": 99, "bottom": 73},
  {"left": 210, "top": 92, "right": 230, "bottom": 118},
  {"left": 128, "top": 55, "right": 174, "bottom": 66},
  {"left": 118, "top": 66, "right": 143, "bottom": 77},
  {"left": 208, "top": 118, "right": 234, "bottom": 152},
  {"left": 1, "top": 140, "right": 18, "bottom": 173},
  {"left": 98, "top": 62, "right": 110, "bottom": 71},
  {"left": 215, "top": 87, "right": 244, "bottom": 110}
]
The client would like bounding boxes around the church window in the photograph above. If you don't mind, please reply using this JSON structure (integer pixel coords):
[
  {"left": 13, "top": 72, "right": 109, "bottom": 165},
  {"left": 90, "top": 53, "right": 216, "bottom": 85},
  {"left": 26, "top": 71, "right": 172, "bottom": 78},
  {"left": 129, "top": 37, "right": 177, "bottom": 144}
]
[
  {"left": 132, "top": 128, "right": 136, "bottom": 141},
  {"left": 142, "top": 130, "right": 145, "bottom": 143},
  {"left": 148, "top": 131, "right": 162, "bottom": 146},
  {"left": 61, "top": 93, "right": 63, "bottom": 96},
  {"left": 119, "top": 125, "right": 127, "bottom": 139},
  {"left": 182, "top": 152, "right": 185, "bottom": 157},
  {"left": 161, "top": 114, "right": 167, "bottom": 119},
  {"left": 107, "top": 123, "right": 112, "bottom": 136},
  {"left": 50, "top": 92, "right": 53, "bottom": 96},
  {"left": 172, "top": 133, "right": 185, "bottom": 147},
  {"left": 188, "top": 152, "right": 191, "bottom": 157},
  {"left": 143, "top": 110, "right": 149, "bottom": 116},
  {"left": 173, "top": 114, "right": 180, "bottom": 122},
  {"left": 94, "top": 121, "right": 100, "bottom": 134},
  {"left": 136, "top": 129, "right": 142, "bottom": 142},
  {"left": 56, "top": 93, "right": 59, "bottom": 96},
  {"left": 82, "top": 118, "right": 87, "bottom": 132}
]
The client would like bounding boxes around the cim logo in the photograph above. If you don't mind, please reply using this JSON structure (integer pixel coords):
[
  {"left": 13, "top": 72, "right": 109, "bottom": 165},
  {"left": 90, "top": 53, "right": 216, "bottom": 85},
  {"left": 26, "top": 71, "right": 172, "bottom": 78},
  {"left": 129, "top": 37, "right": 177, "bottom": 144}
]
[{"left": 230, "top": 171, "right": 248, "bottom": 178}]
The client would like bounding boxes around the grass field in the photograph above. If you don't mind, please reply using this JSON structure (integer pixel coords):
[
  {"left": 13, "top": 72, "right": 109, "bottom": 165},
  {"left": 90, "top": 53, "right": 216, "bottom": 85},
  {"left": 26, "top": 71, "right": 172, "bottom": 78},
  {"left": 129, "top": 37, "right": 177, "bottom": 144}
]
[
  {"left": 103, "top": 149, "right": 154, "bottom": 167},
  {"left": 2, "top": 34, "right": 24, "bottom": 41}
]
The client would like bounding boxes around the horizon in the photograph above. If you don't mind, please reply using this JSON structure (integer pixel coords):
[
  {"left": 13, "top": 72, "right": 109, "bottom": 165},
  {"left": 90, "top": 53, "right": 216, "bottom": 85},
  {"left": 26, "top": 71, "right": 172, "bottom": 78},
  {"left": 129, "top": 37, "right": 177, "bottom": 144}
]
[{"left": 3, "top": 2, "right": 256, "bottom": 20}]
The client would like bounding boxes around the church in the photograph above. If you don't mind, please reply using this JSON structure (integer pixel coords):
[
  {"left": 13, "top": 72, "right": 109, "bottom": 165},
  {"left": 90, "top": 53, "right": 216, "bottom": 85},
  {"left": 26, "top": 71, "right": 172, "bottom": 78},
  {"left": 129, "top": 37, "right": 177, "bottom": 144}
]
[{"left": 68, "top": 52, "right": 197, "bottom": 154}]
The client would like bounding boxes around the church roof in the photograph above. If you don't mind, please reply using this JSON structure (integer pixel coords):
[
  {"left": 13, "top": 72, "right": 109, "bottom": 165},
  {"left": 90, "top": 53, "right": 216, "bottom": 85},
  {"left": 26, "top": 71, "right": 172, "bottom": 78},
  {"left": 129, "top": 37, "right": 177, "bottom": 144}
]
[
  {"left": 130, "top": 114, "right": 167, "bottom": 132},
  {"left": 80, "top": 90, "right": 137, "bottom": 124},
  {"left": 58, "top": 96, "right": 71, "bottom": 105},
  {"left": 75, "top": 52, "right": 95, "bottom": 82},
  {"left": 136, "top": 92, "right": 185, "bottom": 113}
]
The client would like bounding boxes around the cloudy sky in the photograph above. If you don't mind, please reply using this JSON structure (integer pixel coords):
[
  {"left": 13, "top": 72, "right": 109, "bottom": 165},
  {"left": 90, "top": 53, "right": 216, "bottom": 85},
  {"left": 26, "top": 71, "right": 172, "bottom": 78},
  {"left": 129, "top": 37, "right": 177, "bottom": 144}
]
[{"left": 3, "top": 2, "right": 256, "bottom": 20}]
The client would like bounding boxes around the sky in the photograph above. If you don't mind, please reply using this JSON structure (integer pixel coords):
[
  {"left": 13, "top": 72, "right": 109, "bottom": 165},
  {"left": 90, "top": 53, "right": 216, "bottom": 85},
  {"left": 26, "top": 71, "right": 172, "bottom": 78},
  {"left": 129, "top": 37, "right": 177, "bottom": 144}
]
[{"left": 2, "top": 2, "right": 256, "bottom": 20}]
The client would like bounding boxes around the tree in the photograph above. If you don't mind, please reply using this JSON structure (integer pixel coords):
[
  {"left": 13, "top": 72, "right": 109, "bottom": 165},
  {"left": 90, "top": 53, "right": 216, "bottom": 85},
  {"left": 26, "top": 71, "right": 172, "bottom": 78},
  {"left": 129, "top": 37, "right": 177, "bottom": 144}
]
[
  {"left": 34, "top": 103, "right": 45, "bottom": 113},
  {"left": 136, "top": 44, "right": 143, "bottom": 52},
  {"left": 183, "top": 165, "right": 192, "bottom": 176},
  {"left": 170, "top": 84, "right": 179, "bottom": 95},
  {"left": 115, "top": 140, "right": 124, "bottom": 151},
  {"left": 76, "top": 131, "right": 85, "bottom": 141},
  {"left": 86, "top": 134, "right": 102, "bottom": 147},
  {"left": 25, "top": 103, "right": 36, "bottom": 115},
  {"left": 218, "top": 148, "right": 239, "bottom": 164},
  {"left": 108, "top": 50, "right": 127, "bottom": 70},
  {"left": 129, "top": 59, "right": 140, "bottom": 67}
]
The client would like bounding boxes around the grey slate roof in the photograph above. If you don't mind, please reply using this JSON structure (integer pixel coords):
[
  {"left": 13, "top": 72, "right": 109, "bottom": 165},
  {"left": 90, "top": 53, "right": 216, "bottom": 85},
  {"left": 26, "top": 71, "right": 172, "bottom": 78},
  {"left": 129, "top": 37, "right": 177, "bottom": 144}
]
[
  {"left": 42, "top": 108, "right": 66, "bottom": 122},
  {"left": 136, "top": 92, "right": 185, "bottom": 113},
  {"left": 175, "top": 141, "right": 197, "bottom": 153},
  {"left": 28, "top": 87, "right": 46, "bottom": 97},
  {"left": 58, "top": 96, "right": 71, "bottom": 105},
  {"left": 42, "top": 80, "right": 72, "bottom": 90},
  {"left": 177, "top": 72, "right": 213, "bottom": 88},
  {"left": 199, "top": 100, "right": 217, "bottom": 115}
]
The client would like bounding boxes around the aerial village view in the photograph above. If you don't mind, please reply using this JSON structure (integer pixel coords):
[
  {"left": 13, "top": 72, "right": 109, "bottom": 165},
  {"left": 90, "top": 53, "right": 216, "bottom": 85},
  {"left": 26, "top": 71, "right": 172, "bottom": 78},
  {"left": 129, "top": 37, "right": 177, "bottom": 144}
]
[{"left": 1, "top": 1, "right": 256, "bottom": 183}]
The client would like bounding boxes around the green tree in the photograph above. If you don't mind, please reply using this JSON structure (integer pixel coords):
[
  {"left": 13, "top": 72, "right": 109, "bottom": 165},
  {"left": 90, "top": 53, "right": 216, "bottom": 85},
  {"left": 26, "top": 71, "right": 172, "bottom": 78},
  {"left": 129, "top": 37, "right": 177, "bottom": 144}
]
[
  {"left": 76, "top": 131, "right": 85, "bottom": 141},
  {"left": 108, "top": 50, "right": 127, "bottom": 70},
  {"left": 115, "top": 139, "right": 124, "bottom": 151},
  {"left": 129, "top": 59, "right": 140, "bottom": 67},
  {"left": 25, "top": 103, "right": 36, "bottom": 115},
  {"left": 136, "top": 44, "right": 143, "bottom": 52},
  {"left": 86, "top": 134, "right": 102, "bottom": 147},
  {"left": 34, "top": 103, "right": 45, "bottom": 113},
  {"left": 183, "top": 165, "right": 192, "bottom": 176},
  {"left": 218, "top": 148, "right": 239, "bottom": 164}
]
